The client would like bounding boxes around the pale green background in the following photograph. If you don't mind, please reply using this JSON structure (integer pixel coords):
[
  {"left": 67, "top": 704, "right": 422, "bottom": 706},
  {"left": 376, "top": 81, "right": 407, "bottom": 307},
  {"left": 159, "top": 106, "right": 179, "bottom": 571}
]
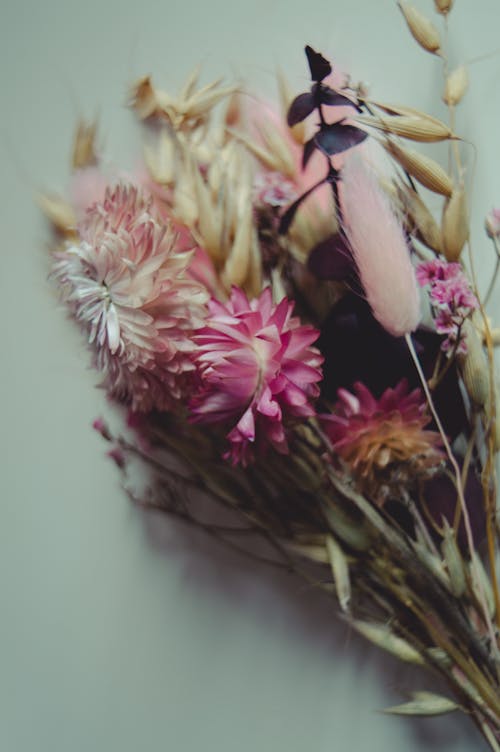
[{"left": 1, "top": 1, "right": 499, "bottom": 750}]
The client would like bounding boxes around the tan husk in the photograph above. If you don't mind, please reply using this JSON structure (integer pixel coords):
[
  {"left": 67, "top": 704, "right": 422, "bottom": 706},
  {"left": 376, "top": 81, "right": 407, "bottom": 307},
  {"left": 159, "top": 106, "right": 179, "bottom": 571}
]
[
  {"left": 385, "top": 139, "right": 453, "bottom": 196},
  {"left": 383, "top": 691, "right": 459, "bottom": 716},
  {"left": 434, "top": 0, "right": 453, "bottom": 14},
  {"left": 443, "top": 66, "right": 469, "bottom": 107},
  {"left": 397, "top": 183, "right": 443, "bottom": 252},
  {"left": 276, "top": 67, "right": 306, "bottom": 145},
  {"left": 38, "top": 194, "right": 77, "bottom": 235},
  {"left": 459, "top": 319, "right": 490, "bottom": 408},
  {"left": 441, "top": 522, "right": 467, "bottom": 597},
  {"left": 398, "top": 2, "right": 441, "bottom": 54},
  {"left": 326, "top": 535, "right": 351, "bottom": 613},
  {"left": 442, "top": 186, "right": 469, "bottom": 261},
  {"left": 72, "top": 120, "right": 98, "bottom": 169},
  {"left": 356, "top": 113, "right": 452, "bottom": 142}
]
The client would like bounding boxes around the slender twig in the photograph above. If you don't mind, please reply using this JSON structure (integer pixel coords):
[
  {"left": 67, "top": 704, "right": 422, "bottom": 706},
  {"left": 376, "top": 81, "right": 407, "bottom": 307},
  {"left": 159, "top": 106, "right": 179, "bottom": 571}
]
[{"left": 405, "top": 333, "right": 498, "bottom": 653}]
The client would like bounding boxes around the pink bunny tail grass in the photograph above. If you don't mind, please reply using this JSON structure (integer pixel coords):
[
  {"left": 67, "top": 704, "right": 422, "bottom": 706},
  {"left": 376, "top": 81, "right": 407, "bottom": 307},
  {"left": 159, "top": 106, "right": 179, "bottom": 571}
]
[{"left": 340, "top": 154, "right": 421, "bottom": 337}]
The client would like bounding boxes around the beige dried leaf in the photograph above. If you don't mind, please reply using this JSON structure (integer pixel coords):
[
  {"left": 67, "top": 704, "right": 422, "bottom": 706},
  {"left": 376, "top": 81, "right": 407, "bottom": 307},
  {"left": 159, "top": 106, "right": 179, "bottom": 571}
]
[
  {"left": 350, "top": 620, "right": 425, "bottom": 665},
  {"left": 368, "top": 102, "right": 456, "bottom": 136},
  {"left": 72, "top": 120, "right": 98, "bottom": 170},
  {"left": 459, "top": 319, "right": 489, "bottom": 408},
  {"left": 470, "top": 553, "right": 495, "bottom": 617},
  {"left": 129, "top": 76, "right": 163, "bottom": 119},
  {"left": 228, "top": 128, "right": 281, "bottom": 172},
  {"left": 276, "top": 67, "right": 306, "bottom": 145},
  {"left": 441, "top": 522, "right": 466, "bottom": 597},
  {"left": 442, "top": 185, "right": 469, "bottom": 261},
  {"left": 426, "top": 647, "right": 452, "bottom": 668},
  {"left": 398, "top": 2, "right": 441, "bottom": 54},
  {"left": 398, "top": 184, "right": 443, "bottom": 253},
  {"left": 183, "top": 84, "right": 236, "bottom": 120},
  {"left": 385, "top": 140, "right": 453, "bottom": 196},
  {"left": 258, "top": 119, "right": 296, "bottom": 177},
  {"left": 383, "top": 691, "right": 458, "bottom": 716},
  {"left": 245, "top": 232, "right": 263, "bottom": 296},
  {"left": 285, "top": 541, "right": 330, "bottom": 564},
  {"left": 221, "top": 202, "right": 253, "bottom": 288},
  {"left": 326, "top": 535, "right": 351, "bottom": 613},
  {"left": 270, "top": 267, "right": 288, "bottom": 304},
  {"left": 224, "top": 91, "right": 243, "bottom": 128},
  {"left": 356, "top": 113, "right": 452, "bottom": 143},
  {"left": 172, "top": 154, "right": 199, "bottom": 227},
  {"left": 412, "top": 538, "right": 450, "bottom": 588},
  {"left": 434, "top": 0, "right": 453, "bottom": 14},
  {"left": 490, "top": 328, "right": 500, "bottom": 346},
  {"left": 443, "top": 65, "right": 469, "bottom": 106},
  {"left": 142, "top": 129, "right": 176, "bottom": 185},
  {"left": 38, "top": 194, "right": 77, "bottom": 234},
  {"left": 322, "top": 505, "right": 371, "bottom": 551},
  {"left": 194, "top": 178, "right": 221, "bottom": 256},
  {"left": 178, "top": 65, "right": 202, "bottom": 101}
]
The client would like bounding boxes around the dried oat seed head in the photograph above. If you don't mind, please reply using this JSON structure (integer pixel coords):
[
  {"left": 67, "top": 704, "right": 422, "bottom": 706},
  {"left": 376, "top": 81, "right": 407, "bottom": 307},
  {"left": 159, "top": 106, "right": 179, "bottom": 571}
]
[
  {"left": 398, "top": 2, "right": 441, "bottom": 54},
  {"left": 385, "top": 140, "right": 453, "bottom": 196},
  {"left": 442, "top": 185, "right": 469, "bottom": 261},
  {"left": 434, "top": 0, "right": 453, "bottom": 14},
  {"left": 356, "top": 113, "right": 452, "bottom": 142},
  {"left": 443, "top": 66, "right": 469, "bottom": 107},
  {"left": 72, "top": 120, "right": 98, "bottom": 170}
]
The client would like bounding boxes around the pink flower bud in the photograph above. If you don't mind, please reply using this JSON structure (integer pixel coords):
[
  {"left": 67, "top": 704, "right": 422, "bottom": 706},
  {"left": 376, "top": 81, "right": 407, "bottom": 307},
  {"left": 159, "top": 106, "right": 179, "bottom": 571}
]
[{"left": 485, "top": 207, "right": 500, "bottom": 239}]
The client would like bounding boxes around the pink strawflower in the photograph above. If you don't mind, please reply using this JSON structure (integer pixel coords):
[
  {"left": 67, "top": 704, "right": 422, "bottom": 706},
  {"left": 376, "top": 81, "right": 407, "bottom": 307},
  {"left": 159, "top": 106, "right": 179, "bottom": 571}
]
[
  {"left": 190, "top": 287, "right": 323, "bottom": 466},
  {"left": 52, "top": 183, "right": 208, "bottom": 411},
  {"left": 416, "top": 259, "right": 478, "bottom": 355},
  {"left": 321, "top": 380, "right": 443, "bottom": 505},
  {"left": 340, "top": 154, "right": 421, "bottom": 337}
]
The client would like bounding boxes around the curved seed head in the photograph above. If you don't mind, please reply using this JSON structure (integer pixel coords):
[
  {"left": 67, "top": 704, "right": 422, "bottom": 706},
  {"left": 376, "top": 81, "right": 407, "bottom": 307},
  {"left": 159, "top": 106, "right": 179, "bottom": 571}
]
[
  {"left": 442, "top": 186, "right": 469, "bottom": 261},
  {"left": 443, "top": 66, "right": 469, "bottom": 106},
  {"left": 398, "top": 2, "right": 441, "bottom": 54},
  {"left": 385, "top": 140, "right": 453, "bottom": 196},
  {"left": 434, "top": 0, "right": 453, "bottom": 14}
]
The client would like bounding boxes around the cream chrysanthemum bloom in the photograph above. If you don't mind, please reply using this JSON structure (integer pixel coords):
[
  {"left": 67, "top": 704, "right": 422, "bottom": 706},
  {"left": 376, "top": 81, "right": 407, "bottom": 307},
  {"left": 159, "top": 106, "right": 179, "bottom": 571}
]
[{"left": 52, "top": 183, "right": 208, "bottom": 411}]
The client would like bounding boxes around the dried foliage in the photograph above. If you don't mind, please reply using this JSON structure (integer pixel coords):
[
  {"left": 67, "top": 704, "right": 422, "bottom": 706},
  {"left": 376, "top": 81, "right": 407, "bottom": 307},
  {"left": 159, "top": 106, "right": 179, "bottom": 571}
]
[{"left": 43, "top": 4, "right": 500, "bottom": 749}]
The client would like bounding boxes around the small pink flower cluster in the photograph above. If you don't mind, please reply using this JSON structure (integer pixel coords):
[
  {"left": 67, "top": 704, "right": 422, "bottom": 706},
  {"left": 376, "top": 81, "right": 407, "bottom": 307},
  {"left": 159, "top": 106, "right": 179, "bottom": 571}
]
[
  {"left": 55, "top": 181, "right": 323, "bottom": 465},
  {"left": 253, "top": 172, "right": 298, "bottom": 208},
  {"left": 485, "top": 207, "right": 500, "bottom": 239},
  {"left": 416, "top": 259, "right": 478, "bottom": 355}
]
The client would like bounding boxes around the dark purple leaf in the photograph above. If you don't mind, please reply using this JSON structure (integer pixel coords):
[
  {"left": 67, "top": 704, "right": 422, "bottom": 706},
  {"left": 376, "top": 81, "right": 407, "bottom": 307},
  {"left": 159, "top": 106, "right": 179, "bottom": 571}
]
[
  {"left": 308, "top": 234, "right": 354, "bottom": 280},
  {"left": 319, "top": 296, "right": 469, "bottom": 440},
  {"left": 315, "top": 84, "right": 360, "bottom": 110},
  {"left": 278, "top": 176, "right": 328, "bottom": 235},
  {"left": 302, "top": 137, "right": 317, "bottom": 169},
  {"left": 305, "top": 45, "right": 332, "bottom": 82},
  {"left": 424, "top": 465, "right": 485, "bottom": 550},
  {"left": 315, "top": 122, "right": 368, "bottom": 156},
  {"left": 287, "top": 92, "right": 315, "bottom": 127}
]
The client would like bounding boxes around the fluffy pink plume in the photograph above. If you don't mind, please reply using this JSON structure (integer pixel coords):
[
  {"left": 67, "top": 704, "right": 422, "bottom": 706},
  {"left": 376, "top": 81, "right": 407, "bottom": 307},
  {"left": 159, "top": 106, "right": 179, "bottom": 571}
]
[
  {"left": 190, "top": 287, "right": 323, "bottom": 466},
  {"left": 340, "top": 154, "right": 421, "bottom": 337}
]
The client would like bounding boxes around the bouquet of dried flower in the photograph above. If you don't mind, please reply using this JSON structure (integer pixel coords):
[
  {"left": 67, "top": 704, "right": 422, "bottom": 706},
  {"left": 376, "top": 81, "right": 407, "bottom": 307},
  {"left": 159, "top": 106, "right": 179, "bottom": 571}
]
[{"left": 42, "top": 0, "right": 500, "bottom": 747}]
